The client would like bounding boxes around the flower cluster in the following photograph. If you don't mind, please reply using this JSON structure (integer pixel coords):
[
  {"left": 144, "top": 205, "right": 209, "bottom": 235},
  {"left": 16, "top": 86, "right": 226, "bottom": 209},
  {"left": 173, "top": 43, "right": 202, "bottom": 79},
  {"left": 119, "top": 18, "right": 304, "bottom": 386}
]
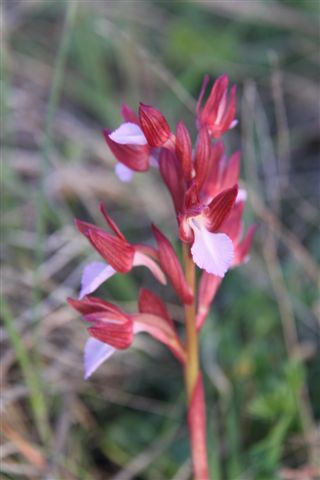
[{"left": 68, "top": 74, "right": 255, "bottom": 379}]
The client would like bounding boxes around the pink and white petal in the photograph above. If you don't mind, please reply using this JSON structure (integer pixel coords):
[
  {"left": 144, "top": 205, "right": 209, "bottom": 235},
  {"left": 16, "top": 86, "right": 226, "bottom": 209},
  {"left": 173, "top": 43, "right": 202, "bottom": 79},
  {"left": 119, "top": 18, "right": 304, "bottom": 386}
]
[
  {"left": 132, "top": 313, "right": 185, "bottom": 363},
  {"left": 190, "top": 219, "right": 234, "bottom": 277},
  {"left": 115, "top": 163, "right": 134, "bottom": 182},
  {"left": 133, "top": 251, "right": 167, "bottom": 285},
  {"left": 79, "top": 262, "right": 116, "bottom": 299},
  {"left": 84, "top": 337, "right": 116, "bottom": 379},
  {"left": 109, "top": 122, "right": 147, "bottom": 145},
  {"left": 236, "top": 188, "right": 247, "bottom": 203}
]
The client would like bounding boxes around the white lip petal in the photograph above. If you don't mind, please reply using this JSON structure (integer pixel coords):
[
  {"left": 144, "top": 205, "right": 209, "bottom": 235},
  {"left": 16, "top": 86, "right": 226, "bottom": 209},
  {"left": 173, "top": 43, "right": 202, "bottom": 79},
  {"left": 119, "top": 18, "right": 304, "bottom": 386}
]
[
  {"left": 79, "top": 262, "right": 116, "bottom": 299},
  {"left": 109, "top": 122, "right": 147, "bottom": 145},
  {"left": 190, "top": 218, "right": 234, "bottom": 277},
  {"left": 236, "top": 188, "right": 247, "bottom": 203},
  {"left": 115, "top": 163, "right": 134, "bottom": 183},
  {"left": 84, "top": 337, "right": 116, "bottom": 379}
]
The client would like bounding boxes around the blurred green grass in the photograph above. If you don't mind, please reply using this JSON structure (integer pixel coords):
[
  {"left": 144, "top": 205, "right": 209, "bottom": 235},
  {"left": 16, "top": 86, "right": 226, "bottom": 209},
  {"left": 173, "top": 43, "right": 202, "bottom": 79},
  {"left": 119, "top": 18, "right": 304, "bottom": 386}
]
[{"left": 2, "top": 0, "right": 319, "bottom": 479}]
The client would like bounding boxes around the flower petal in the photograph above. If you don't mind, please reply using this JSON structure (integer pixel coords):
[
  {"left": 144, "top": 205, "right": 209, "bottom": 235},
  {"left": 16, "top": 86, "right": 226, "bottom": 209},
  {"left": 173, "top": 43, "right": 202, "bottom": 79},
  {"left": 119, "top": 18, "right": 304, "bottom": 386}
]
[
  {"left": 109, "top": 122, "right": 147, "bottom": 145},
  {"left": 190, "top": 219, "right": 233, "bottom": 277},
  {"left": 133, "top": 250, "right": 167, "bottom": 285},
  {"left": 84, "top": 337, "right": 116, "bottom": 380},
  {"left": 79, "top": 262, "right": 116, "bottom": 299},
  {"left": 103, "top": 129, "right": 150, "bottom": 172},
  {"left": 196, "top": 272, "right": 222, "bottom": 330},
  {"left": 132, "top": 313, "right": 185, "bottom": 363},
  {"left": 115, "top": 163, "right": 134, "bottom": 182},
  {"left": 139, "top": 103, "right": 171, "bottom": 147},
  {"left": 152, "top": 224, "right": 193, "bottom": 304}
]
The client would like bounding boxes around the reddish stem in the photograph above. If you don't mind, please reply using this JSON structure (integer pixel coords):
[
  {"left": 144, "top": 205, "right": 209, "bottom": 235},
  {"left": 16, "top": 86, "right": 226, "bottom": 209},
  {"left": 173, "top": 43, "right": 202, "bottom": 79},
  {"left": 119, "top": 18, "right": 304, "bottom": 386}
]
[{"left": 183, "top": 244, "right": 209, "bottom": 479}]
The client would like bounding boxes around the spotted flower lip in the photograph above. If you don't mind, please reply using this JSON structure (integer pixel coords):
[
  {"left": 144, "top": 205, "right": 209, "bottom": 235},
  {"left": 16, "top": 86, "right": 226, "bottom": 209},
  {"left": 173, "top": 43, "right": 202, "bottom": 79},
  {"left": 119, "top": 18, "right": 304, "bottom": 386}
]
[
  {"left": 196, "top": 74, "right": 237, "bottom": 138},
  {"left": 68, "top": 293, "right": 185, "bottom": 378}
]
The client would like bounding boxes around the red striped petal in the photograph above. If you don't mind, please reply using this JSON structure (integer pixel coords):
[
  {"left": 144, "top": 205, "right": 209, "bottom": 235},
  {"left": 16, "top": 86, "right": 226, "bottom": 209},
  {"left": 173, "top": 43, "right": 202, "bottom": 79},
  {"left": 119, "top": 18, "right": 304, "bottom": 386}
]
[
  {"left": 89, "top": 317, "right": 133, "bottom": 350},
  {"left": 75, "top": 219, "right": 134, "bottom": 273},
  {"left": 204, "top": 184, "right": 238, "bottom": 232},
  {"left": 176, "top": 121, "right": 193, "bottom": 182},
  {"left": 99, "top": 203, "right": 125, "bottom": 240},
  {"left": 139, "top": 103, "right": 171, "bottom": 147},
  {"left": 194, "top": 128, "right": 211, "bottom": 192},
  {"left": 87, "top": 228, "right": 134, "bottom": 273}
]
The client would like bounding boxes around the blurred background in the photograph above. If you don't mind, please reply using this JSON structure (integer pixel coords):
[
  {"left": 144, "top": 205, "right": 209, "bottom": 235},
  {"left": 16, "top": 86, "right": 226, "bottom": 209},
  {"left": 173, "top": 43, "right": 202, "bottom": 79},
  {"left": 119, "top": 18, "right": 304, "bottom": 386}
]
[{"left": 1, "top": 1, "right": 319, "bottom": 479}]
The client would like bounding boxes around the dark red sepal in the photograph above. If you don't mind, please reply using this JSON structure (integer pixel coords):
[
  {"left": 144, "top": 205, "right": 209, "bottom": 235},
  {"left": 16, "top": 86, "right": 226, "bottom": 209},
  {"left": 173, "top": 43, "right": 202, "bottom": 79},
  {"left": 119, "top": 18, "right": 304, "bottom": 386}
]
[
  {"left": 139, "top": 103, "right": 171, "bottom": 147},
  {"left": 138, "top": 288, "right": 174, "bottom": 327},
  {"left": 152, "top": 224, "right": 193, "bottom": 305},
  {"left": 88, "top": 317, "right": 133, "bottom": 350},
  {"left": 159, "top": 149, "right": 185, "bottom": 214},
  {"left": 75, "top": 219, "right": 134, "bottom": 273},
  {"left": 99, "top": 203, "right": 125, "bottom": 240},
  {"left": 103, "top": 129, "right": 150, "bottom": 172},
  {"left": 204, "top": 184, "right": 238, "bottom": 232},
  {"left": 194, "top": 128, "right": 211, "bottom": 192},
  {"left": 176, "top": 121, "right": 193, "bottom": 182}
]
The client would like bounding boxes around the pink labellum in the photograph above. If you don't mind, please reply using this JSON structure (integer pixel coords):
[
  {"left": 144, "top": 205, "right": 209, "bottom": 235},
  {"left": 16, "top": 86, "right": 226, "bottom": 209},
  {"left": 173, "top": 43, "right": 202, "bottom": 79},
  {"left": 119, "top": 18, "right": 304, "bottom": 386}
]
[
  {"left": 109, "top": 122, "right": 147, "bottom": 145},
  {"left": 188, "top": 374, "right": 209, "bottom": 480},
  {"left": 152, "top": 224, "right": 194, "bottom": 304},
  {"left": 79, "top": 261, "right": 116, "bottom": 299},
  {"left": 115, "top": 163, "right": 134, "bottom": 182},
  {"left": 196, "top": 272, "right": 222, "bottom": 330},
  {"left": 103, "top": 129, "right": 150, "bottom": 172},
  {"left": 84, "top": 337, "right": 116, "bottom": 379},
  {"left": 133, "top": 250, "right": 167, "bottom": 285},
  {"left": 190, "top": 217, "right": 234, "bottom": 277},
  {"left": 139, "top": 103, "right": 171, "bottom": 147}
]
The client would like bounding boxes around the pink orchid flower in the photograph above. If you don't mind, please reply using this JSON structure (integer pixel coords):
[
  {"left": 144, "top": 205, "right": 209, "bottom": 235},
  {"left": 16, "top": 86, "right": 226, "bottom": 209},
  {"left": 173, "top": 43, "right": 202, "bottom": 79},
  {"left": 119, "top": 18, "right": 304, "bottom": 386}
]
[
  {"left": 76, "top": 203, "right": 166, "bottom": 298},
  {"left": 103, "top": 103, "right": 174, "bottom": 181},
  {"left": 196, "top": 74, "right": 237, "bottom": 138},
  {"left": 68, "top": 289, "right": 185, "bottom": 378}
]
